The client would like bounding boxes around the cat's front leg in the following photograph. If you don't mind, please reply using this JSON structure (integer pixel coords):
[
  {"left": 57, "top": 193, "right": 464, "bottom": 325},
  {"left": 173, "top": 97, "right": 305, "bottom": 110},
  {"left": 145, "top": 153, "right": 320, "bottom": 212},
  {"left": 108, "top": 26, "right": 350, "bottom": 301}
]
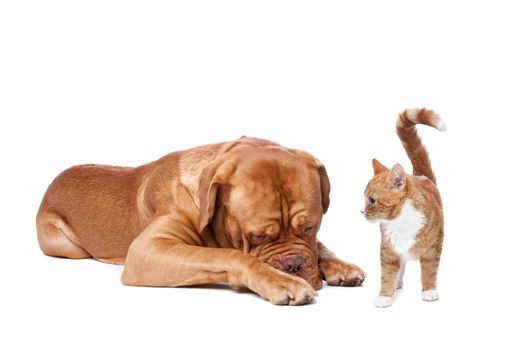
[
  {"left": 317, "top": 240, "right": 366, "bottom": 287},
  {"left": 375, "top": 248, "right": 401, "bottom": 308},
  {"left": 397, "top": 260, "right": 407, "bottom": 289}
]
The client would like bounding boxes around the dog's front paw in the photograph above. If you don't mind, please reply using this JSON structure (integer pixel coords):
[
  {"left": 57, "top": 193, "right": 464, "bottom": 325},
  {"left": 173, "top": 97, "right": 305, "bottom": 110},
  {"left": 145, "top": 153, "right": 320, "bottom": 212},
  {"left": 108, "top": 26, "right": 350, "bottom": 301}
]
[
  {"left": 250, "top": 266, "right": 317, "bottom": 306},
  {"left": 267, "top": 272, "right": 317, "bottom": 305},
  {"left": 319, "top": 259, "right": 366, "bottom": 287}
]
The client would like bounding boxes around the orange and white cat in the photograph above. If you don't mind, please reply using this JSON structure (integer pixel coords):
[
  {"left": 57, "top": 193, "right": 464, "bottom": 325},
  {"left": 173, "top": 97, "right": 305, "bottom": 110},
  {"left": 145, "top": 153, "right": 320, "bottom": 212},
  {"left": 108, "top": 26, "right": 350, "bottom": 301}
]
[{"left": 362, "top": 108, "right": 446, "bottom": 308}]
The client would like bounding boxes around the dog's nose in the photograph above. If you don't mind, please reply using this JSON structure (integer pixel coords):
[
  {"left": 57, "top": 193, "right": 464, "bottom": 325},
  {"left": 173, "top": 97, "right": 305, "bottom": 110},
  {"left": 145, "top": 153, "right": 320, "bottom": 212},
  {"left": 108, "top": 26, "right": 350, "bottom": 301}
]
[{"left": 281, "top": 255, "right": 307, "bottom": 274}]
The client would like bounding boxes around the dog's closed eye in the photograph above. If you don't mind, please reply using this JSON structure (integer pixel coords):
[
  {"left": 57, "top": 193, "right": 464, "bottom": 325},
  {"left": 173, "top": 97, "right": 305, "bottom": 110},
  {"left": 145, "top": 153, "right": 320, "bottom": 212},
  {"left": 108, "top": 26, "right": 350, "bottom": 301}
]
[
  {"left": 249, "top": 233, "right": 269, "bottom": 245},
  {"left": 303, "top": 226, "right": 315, "bottom": 236}
]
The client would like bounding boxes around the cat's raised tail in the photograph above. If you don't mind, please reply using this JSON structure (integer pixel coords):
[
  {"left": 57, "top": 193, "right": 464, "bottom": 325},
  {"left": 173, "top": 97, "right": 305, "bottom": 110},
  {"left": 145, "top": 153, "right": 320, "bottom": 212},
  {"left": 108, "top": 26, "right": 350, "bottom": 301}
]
[{"left": 396, "top": 108, "right": 446, "bottom": 185}]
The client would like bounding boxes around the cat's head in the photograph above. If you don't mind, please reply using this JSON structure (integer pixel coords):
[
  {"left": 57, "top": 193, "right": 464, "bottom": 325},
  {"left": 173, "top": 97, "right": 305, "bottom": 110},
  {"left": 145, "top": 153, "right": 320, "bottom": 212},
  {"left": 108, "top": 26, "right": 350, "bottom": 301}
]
[{"left": 361, "top": 159, "right": 407, "bottom": 223}]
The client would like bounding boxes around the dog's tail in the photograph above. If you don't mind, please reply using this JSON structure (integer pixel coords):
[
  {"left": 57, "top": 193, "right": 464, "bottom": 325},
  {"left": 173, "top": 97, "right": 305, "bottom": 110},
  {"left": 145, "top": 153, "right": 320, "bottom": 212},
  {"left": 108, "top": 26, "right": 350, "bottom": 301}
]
[{"left": 396, "top": 108, "right": 446, "bottom": 185}]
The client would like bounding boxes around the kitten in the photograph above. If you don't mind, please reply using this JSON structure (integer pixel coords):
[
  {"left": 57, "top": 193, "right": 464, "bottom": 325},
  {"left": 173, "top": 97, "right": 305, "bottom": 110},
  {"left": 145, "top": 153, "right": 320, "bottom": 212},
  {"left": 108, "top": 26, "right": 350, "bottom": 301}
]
[{"left": 362, "top": 108, "right": 446, "bottom": 308}]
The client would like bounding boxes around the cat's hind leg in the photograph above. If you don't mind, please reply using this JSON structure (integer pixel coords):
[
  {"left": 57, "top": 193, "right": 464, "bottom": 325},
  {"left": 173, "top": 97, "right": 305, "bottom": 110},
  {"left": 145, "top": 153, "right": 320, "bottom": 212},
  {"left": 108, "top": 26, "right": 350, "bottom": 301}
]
[{"left": 420, "top": 249, "right": 441, "bottom": 302}]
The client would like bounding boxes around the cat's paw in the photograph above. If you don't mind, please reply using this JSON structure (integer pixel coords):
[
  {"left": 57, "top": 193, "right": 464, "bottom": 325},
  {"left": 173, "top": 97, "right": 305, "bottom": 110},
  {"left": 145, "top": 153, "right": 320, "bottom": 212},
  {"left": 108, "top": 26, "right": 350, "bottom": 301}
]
[
  {"left": 421, "top": 289, "right": 439, "bottom": 302},
  {"left": 374, "top": 295, "right": 393, "bottom": 308}
]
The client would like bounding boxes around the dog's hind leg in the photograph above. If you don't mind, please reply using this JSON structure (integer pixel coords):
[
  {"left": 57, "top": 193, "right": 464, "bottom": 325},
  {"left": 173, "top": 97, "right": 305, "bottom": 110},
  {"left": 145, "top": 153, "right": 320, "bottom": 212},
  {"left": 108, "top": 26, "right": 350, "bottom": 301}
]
[{"left": 36, "top": 211, "right": 91, "bottom": 259}]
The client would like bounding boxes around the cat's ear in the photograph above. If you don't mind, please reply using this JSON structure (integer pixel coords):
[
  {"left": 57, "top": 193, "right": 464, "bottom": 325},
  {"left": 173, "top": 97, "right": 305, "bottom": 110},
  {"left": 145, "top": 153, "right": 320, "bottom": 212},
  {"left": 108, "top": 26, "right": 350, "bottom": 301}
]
[
  {"left": 389, "top": 164, "right": 406, "bottom": 191},
  {"left": 372, "top": 159, "right": 388, "bottom": 175}
]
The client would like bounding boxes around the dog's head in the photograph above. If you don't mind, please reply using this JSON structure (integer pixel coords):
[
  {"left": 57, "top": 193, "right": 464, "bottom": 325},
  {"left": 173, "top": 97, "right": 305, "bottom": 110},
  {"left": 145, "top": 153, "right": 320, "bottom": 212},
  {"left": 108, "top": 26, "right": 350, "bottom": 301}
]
[{"left": 198, "top": 138, "right": 330, "bottom": 290}]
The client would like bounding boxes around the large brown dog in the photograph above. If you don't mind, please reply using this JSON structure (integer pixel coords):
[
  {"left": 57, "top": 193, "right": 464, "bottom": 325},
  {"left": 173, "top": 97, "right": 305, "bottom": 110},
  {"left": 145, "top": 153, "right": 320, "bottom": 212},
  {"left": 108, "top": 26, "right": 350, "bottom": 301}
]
[{"left": 37, "top": 137, "right": 365, "bottom": 305}]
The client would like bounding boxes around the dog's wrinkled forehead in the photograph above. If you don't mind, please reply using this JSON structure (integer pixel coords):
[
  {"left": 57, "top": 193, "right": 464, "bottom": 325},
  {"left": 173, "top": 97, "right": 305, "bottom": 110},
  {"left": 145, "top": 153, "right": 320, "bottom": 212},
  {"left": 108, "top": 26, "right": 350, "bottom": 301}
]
[{"left": 226, "top": 156, "right": 322, "bottom": 233}]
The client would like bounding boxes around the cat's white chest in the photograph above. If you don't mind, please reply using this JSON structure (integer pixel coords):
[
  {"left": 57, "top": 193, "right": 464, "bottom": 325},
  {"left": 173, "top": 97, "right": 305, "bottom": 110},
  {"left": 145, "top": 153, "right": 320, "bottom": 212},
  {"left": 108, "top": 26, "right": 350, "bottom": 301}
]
[{"left": 380, "top": 200, "right": 425, "bottom": 259}]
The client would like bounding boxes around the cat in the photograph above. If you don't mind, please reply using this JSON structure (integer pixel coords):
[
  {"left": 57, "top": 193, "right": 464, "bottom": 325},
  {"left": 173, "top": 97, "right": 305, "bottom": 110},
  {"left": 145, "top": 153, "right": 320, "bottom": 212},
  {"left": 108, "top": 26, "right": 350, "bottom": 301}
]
[{"left": 361, "top": 108, "right": 446, "bottom": 308}]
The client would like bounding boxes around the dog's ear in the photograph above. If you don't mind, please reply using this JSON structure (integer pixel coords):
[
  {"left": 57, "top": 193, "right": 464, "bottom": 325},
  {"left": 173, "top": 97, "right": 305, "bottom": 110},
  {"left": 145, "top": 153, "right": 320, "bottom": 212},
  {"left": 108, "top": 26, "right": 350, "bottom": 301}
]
[
  {"left": 317, "top": 162, "right": 330, "bottom": 214},
  {"left": 198, "top": 157, "right": 236, "bottom": 233},
  {"left": 290, "top": 149, "right": 331, "bottom": 214}
]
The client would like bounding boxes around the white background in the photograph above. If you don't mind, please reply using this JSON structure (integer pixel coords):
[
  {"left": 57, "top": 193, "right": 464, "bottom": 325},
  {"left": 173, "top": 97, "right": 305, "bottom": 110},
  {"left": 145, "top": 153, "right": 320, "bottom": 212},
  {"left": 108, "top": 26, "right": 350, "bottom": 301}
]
[{"left": 1, "top": 1, "right": 524, "bottom": 349}]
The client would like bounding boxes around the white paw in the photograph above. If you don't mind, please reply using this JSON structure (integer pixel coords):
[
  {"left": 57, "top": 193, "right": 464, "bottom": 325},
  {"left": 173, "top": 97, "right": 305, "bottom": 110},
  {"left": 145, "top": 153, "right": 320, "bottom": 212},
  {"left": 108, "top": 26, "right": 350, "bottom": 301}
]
[
  {"left": 421, "top": 289, "right": 439, "bottom": 302},
  {"left": 374, "top": 295, "right": 393, "bottom": 308}
]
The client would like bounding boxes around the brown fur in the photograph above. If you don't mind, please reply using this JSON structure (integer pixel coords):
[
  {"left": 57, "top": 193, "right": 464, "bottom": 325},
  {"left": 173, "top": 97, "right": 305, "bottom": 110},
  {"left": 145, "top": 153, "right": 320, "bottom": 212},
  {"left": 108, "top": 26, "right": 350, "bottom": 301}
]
[
  {"left": 37, "top": 137, "right": 365, "bottom": 305},
  {"left": 362, "top": 108, "right": 445, "bottom": 306}
]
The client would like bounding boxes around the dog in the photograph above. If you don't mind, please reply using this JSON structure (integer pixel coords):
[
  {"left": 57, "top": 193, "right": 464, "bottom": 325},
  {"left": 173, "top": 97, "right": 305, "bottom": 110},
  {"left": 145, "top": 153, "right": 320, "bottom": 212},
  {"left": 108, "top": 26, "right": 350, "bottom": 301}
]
[{"left": 37, "top": 137, "right": 365, "bottom": 305}]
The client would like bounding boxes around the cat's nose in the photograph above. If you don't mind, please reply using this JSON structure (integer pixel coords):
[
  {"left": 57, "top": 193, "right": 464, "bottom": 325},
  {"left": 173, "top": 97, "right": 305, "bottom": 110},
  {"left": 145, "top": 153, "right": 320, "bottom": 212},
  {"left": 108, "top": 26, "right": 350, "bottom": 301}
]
[{"left": 360, "top": 208, "right": 365, "bottom": 215}]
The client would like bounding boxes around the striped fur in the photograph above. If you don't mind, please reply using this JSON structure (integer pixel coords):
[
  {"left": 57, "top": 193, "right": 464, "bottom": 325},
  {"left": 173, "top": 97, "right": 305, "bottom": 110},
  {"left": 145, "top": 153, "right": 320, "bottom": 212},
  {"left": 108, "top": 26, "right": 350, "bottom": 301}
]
[{"left": 396, "top": 108, "right": 446, "bottom": 184}]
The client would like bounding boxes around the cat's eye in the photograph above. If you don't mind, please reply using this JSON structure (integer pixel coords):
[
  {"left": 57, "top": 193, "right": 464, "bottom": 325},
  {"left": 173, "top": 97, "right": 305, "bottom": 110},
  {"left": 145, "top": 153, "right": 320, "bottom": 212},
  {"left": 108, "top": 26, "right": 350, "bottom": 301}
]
[{"left": 368, "top": 197, "right": 376, "bottom": 205}]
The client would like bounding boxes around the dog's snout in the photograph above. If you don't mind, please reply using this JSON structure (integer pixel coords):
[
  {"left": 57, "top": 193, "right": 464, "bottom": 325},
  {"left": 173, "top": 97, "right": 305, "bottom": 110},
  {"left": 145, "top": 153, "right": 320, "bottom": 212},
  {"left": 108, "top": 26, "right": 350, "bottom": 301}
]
[{"left": 281, "top": 255, "right": 307, "bottom": 274}]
